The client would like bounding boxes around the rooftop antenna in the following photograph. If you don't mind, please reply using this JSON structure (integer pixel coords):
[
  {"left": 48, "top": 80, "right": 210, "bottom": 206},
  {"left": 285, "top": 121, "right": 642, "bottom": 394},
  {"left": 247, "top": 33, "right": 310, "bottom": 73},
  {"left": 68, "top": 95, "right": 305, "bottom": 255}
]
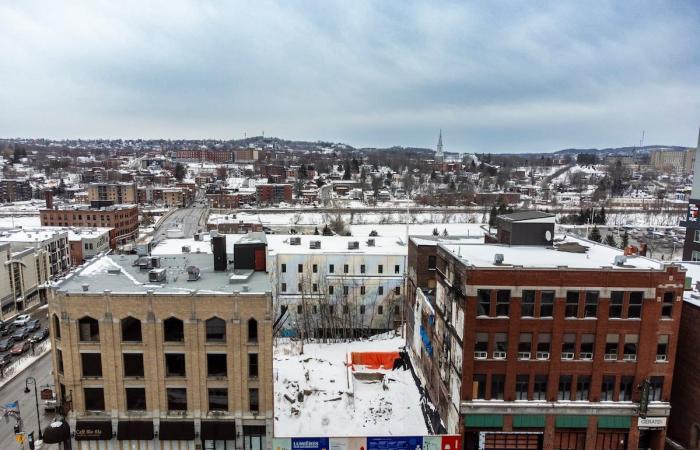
[{"left": 640, "top": 130, "right": 645, "bottom": 148}]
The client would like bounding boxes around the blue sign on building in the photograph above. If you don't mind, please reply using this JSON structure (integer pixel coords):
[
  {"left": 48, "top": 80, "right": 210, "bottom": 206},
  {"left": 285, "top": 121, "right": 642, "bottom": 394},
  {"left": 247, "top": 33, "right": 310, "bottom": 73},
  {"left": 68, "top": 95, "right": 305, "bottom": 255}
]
[
  {"left": 292, "top": 438, "right": 330, "bottom": 450},
  {"left": 367, "top": 436, "right": 423, "bottom": 450}
]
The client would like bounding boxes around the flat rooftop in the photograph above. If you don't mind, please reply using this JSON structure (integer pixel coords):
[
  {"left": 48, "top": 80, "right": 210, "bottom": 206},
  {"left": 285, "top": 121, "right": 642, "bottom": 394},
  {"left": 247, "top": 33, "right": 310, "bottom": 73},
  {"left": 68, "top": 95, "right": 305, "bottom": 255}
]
[
  {"left": 265, "top": 234, "right": 407, "bottom": 256},
  {"left": 440, "top": 236, "right": 668, "bottom": 271},
  {"left": 0, "top": 227, "right": 111, "bottom": 242},
  {"left": 56, "top": 253, "right": 271, "bottom": 294}
]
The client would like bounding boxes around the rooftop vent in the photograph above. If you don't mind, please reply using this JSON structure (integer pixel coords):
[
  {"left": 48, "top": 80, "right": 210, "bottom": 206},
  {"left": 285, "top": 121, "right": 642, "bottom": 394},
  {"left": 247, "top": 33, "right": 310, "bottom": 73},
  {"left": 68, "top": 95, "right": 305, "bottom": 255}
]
[
  {"left": 348, "top": 241, "right": 359, "bottom": 250},
  {"left": 151, "top": 257, "right": 161, "bottom": 268},
  {"left": 290, "top": 237, "right": 301, "bottom": 245},
  {"left": 613, "top": 255, "right": 627, "bottom": 266},
  {"left": 137, "top": 256, "right": 151, "bottom": 270},
  {"left": 81, "top": 283, "right": 89, "bottom": 292},
  {"left": 194, "top": 233, "right": 201, "bottom": 242},
  {"left": 187, "top": 266, "right": 200, "bottom": 281},
  {"left": 242, "top": 285, "right": 249, "bottom": 292},
  {"left": 148, "top": 268, "right": 166, "bottom": 283},
  {"left": 494, "top": 253, "right": 504, "bottom": 265},
  {"left": 309, "top": 240, "right": 321, "bottom": 249},
  {"left": 107, "top": 267, "right": 122, "bottom": 275},
  {"left": 367, "top": 238, "right": 375, "bottom": 247}
]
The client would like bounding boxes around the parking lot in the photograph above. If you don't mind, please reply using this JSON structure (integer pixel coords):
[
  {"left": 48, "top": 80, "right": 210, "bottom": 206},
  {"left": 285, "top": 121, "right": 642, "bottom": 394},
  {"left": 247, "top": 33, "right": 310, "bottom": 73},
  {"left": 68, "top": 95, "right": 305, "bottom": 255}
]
[{"left": 0, "top": 307, "right": 50, "bottom": 372}]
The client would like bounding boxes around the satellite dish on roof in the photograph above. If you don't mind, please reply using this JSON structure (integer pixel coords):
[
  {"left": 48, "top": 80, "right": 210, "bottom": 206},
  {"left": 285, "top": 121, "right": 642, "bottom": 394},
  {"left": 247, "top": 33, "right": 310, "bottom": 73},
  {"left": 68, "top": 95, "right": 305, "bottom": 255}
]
[{"left": 545, "top": 230, "right": 552, "bottom": 242}]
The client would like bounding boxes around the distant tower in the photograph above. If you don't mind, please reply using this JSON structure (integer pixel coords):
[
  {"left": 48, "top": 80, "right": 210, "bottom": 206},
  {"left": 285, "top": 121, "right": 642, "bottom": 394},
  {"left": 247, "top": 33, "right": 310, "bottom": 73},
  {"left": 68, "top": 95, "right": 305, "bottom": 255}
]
[
  {"left": 681, "top": 127, "right": 700, "bottom": 260},
  {"left": 435, "top": 130, "right": 444, "bottom": 165}
]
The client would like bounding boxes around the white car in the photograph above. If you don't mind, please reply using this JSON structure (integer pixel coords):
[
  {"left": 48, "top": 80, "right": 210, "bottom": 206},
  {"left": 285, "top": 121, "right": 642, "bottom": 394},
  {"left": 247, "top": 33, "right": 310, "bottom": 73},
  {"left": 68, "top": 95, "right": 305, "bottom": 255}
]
[{"left": 12, "top": 314, "right": 31, "bottom": 327}]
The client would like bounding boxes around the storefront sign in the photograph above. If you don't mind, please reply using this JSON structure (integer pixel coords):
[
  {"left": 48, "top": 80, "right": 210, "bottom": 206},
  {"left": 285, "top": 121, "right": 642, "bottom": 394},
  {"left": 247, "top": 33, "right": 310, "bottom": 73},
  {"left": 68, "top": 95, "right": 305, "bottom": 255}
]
[
  {"left": 367, "top": 436, "right": 423, "bottom": 450},
  {"left": 75, "top": 421, "right": 112, "bottom": 441},
  {"left": 638, "top": 417, "right": 667, "bottom": 429},
  {"left": 292, "top": 438, "right": 330, "bottom": 450}
]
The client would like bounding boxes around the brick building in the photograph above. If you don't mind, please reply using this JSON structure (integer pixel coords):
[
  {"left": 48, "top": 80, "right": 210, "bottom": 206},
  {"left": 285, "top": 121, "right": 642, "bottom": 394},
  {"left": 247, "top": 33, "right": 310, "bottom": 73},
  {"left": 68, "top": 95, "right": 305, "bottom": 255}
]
[
  {"left": 407, "top": 220, "right": 682, "bottom": 450},
  {"left": 40, "top": 204, "right": 139, "bottom": 248},
  {"left": 0, "top": 178, "right": 32, "bottom": 202},
  {"left": 255, "top": 184, "right": 292, "bottom": 205},
  {"left": 259, "top": 164, "right": 287, "bottom": 183},
  {"left": 47, "top": 247, "right": 273, "bottom": 450}
]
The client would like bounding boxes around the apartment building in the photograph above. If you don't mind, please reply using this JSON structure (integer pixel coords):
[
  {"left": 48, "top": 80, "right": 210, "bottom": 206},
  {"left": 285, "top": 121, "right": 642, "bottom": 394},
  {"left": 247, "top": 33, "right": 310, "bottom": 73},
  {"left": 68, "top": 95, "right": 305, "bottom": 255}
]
[
  {"left": 265, "top": 234, "right": 406, "bottom": 337},
  {"left": 46, "top": 246, "right": 273, "bottom": 450},
  {"left": 0, "top": 228, "right": 71, "bottom": 279},
  {"left": 234, "top": 148, "right": 259, "bottom": 164},
  {"left": 255, "top": 184, "right": 292, "bottom": 205},
  {"left": 40, "top": 204, "right": 139, "bottom": 247},
  {"left": 0, "top": 242, "right": 50, "bottom": 319},
  {"left": 650, "top": 148, "right": 695, "bottom": 174},
  {"left": 0, "top": 178, "right": 32, "bottom": 202},
  {"left": 87, "top": 182, "right": 138, "bottom": 204},
  {"left": 407, "top": 218, "right": 682, "bottom": 450}
]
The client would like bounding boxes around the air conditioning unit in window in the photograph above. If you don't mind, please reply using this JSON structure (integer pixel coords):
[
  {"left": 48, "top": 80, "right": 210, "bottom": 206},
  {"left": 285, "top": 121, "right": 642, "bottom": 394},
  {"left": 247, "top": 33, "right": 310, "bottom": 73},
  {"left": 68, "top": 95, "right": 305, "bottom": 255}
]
[
  {"left": 655, "top": 354, "right": 667, "bottom": 362},
  {"left": 517, "top": 352, "right": 531, "bottom": 360},
  {"left": 493, "top": 351, "right": 507, "bottom": 360},
  {"left": 579, "top": 352, "right": 593, "bottom": 360},
  {"left": 604, "top": 353, "right": 618, "bottom": 361},
  {"left": 290, "top": 237, "right": 301, "bottom": 245},
  {"left": 536, "top": 351, "right": 550, "bottom": 360},
  {"left": 561, "top": 352, "right": 574, "bottom": 360},
  {"left": 473, "top": 351, "right": 487, "bottom": 359}
]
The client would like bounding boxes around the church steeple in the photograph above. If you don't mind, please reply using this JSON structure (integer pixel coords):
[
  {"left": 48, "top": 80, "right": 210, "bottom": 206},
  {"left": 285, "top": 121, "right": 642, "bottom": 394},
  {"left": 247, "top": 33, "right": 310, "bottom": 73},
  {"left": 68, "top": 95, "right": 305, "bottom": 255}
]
[{"left": 435, "top": 130, "right": 444, "bottom": 163}]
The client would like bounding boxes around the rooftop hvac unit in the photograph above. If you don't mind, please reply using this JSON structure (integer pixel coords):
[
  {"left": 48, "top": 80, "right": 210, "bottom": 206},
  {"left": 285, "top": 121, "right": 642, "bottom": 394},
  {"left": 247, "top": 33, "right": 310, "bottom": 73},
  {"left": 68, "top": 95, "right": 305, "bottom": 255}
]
[
  {"left": 151, "top": 257, "right": 161, "bottom": 268},
  {"left": 367, "top": 238, "right": 375, "bottom": 247},
  {"left": 194, "top": 233, "right": 201, "bottom": 241},
  {"left": 187, "top": 266, "right": 200, "bottom": 281},
  {"left": 137, "top": 256, "right": 151, "bottom": 270},
  {"left": 182, "top": 245, "right": 191, "bottom": 253},
  {"left": 613, "top": 255, "right": 627, "bottom": 266},
  {"left": 309, "top": 240, "right": 321, "bottom": 249},
  {"left": 290, "top": 237, "right": 301, "bottom": 245},
  {"left": 493, "top": 253, "right": 504, "bottom": 265},
  {"left": 348, "top": 241, "right": 359, "bottom": 250},
  {"left": 148, "top": 268, "right": 166, "bottom": 283}
]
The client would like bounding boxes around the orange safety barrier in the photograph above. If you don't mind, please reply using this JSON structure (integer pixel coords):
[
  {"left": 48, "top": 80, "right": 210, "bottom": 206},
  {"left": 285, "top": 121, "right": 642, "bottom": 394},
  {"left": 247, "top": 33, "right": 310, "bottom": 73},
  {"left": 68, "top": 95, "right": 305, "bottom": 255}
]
[{"left": 350, "top": 351, "right": 400, "bottom": 370}]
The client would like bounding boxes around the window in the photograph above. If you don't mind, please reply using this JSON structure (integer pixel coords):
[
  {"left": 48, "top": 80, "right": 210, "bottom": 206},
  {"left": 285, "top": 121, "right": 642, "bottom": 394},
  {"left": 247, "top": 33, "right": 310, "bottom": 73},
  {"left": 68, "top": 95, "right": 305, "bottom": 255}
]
[
  {"left": 657, "top": 335, "right": 669, "bottom": 360},
  {"left": 521, "top": 290, "right": 535, "bottom": 317},
  {"left": 207, "top": 354, "right": 227, "bottom": 377},
  {"left": 619, "top": 376, "right": 634, "bottom": 401},
  {"left": 516, "top": 375, "right": 529, "bottom": 400},
  {"left": 580, "top": 334, "right": 594, "bottom": 359},
  {"left": 360, "top": 264, "right": 366, "bottom": 274},
  {"left": 518, "top": 333, "right": 532, "bottom": 358},
  {"left": 298, "top": 264, "right": 303, "bottom": 273},
  {"left": 119, "top": 316, "right": 142, "bottom": 342},
  {"left": 206, "top": 317, "right": 226, "bottom": 342},
  {"left": 209, "top": 388, "right": 228, "bottom": 411},
  {"left": 395, "top": 265, "right": 400, "bottom": 274},
  {"left": 609, "top": 291, "right": 624, "bottom": 318},
  {"left": 81, "top": 353, "right": 102, "bottom": 377},
  {"left": 360, "top": 305, "right": 366, "bottom": 315},
  {"left": 343, "top": 286, "right": 349, "bottom": 295},
  {"left": 298, "top": 283, "right": 302, "bottom": 292},
  {"left": 565, "top": 291, "right": 579, "bottom": 318},
  {"left": 394, "top": 286, "right": 400, "bottom": 295},
  {"left": 125, "top": 387, "right": 146, "bottom": 410},
  {"left": 558, "top": 375, "right": 572, "bottom": 400},
  {"left": 296, "top": 305, "right": 302, "bottom": 314},
  {"left": 605, "top": 334, "right": 619, "bottom": 360},
  {"left": 281, "top": 283, "right": 287, "bottom": 292},
  {"left": 649, "top": 377, "right": 663, "bottom": 401},
  {"left": 601, "top": 376, "right": 615, "bottom": 401},
  {"left": 328, "top": 285, "right": 334, "bottom": 295},
  {"left": 562, "top": 334, "right": 575, "bottom": 358},
  {"left": 167, "top": 388, "right": 187, "bottom": 411},
  {"left": 540, "top": 291, "right": 554, "bottom": 317},
  {"left": 584, "top": 291, "right": 598, "bottom": 318},
  {"left": 56, "top": 349, "right": 64, "bottom": 374},
  {"left": 662, "top": 292, "right": 674, "bottom": 318},
  {"left": 52, "top": 314, "right": 61, "bottom": 340},
  {"left": 248, "top": 353, "right": 259, "bottom": 378},
  {"left": 281, "top": 263, "right": 286, "bottom": 273},
  {"left": 378, "top": 286, "right": 384, "bottom": 295},
  {"left": 312, "top": 264, "right": 318, "bottom": 273},
  {"left": 496, "top": 290, "right": 510, "bottom": 316},
  {"left": 84, "top": 387, "right": 105, "bottom": 411},
  {"left": 491, "top": 374, "right": 505, "bottom": 400},
  {"left": 428, "top": 256, "right": 436, "bottom": 269},
  {"left": 165, "top": 353, "right": 186, "bottom": 377},
  {"left": 248, "top": 318, "right": 258, "bottom": 342},
  {"left": 360, "top": 286, "right": 366, "bottom": 295},
  {"left": 343, "top": 264, "right": 349, "bottom": 274},
  {"left": 623, "top": 334, "right": 638, "bottom": 360},
  {"left": 249, "top": 388, "right": 260, "bottom": 412},
  {"left": 377, "top": 305, "right": 383, "bottom": 315},
  {"left": 474, "top": 333, "right": 489, "bottom": 356},
  {"left": 78, "top": 316, "right": 99, "bottom": 342},
  {"left": 123, "top": 353, "right": 144, "bottom": 377},
  {"left": 533, "top": 375, "right": 547, "bottom": 400},
  {"left": 473, "top": 374, "right": 486, "bottom": 399},
  {"left": 163, "top": 317, "right": 184, "bottom": 342},
  {"left": 628, "top": 292, "right": 643, "bottom": 318},
  {"left": 477, "top": 289, "right": 491, "bottom": 316},
  {"left": 537, "top": 333, "right": 551, "bottom": 358},
  {"left": 343, "top": 305, "right": 349, "bottom": 314},
  {"left": 494, "top": 333, "right": 508, "bottom": 358},
  {"left": 378, "top": 264, "right": 384, "bottom": 274},
  {"left": 576, "top": 376, "right": 590, "bottom": 400},
  {"left": 329, "top": 264, "right": 334, "bottom": 273},
  {"left": 693, "top": 251, "right": 700, "bottom": 262},
  {"left": 695, "top": 230, "right": 700, "bottom": 243}
]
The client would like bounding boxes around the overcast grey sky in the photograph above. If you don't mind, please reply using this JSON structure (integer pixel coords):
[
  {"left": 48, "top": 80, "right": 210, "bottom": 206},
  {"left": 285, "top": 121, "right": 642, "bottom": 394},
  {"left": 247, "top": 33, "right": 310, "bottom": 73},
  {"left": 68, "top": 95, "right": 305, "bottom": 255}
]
[{"left": 0, "top": 1, "right": 698, "bottom": 152}]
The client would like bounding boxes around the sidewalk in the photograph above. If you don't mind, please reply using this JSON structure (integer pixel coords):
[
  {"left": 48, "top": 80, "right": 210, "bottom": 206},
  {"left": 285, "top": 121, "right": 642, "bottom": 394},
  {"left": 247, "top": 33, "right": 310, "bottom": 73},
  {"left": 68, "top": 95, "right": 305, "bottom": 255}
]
[{"left": 0, "top": 340, "right": 51, "bottom": 390}]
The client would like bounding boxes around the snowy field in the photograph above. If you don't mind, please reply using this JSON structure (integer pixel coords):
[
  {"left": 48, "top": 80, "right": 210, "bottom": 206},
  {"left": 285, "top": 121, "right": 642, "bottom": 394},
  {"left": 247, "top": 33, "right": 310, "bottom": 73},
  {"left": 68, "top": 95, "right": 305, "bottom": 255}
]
[{"left": 274, "top": 334, "right": 428, "bottom": 437}]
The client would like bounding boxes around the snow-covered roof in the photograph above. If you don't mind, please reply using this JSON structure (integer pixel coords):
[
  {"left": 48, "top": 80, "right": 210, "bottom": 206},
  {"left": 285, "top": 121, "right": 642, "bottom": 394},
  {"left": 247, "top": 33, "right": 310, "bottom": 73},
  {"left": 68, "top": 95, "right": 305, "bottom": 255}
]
[{"left": 265, "top": 235, "right": 407, "bottom": 256}]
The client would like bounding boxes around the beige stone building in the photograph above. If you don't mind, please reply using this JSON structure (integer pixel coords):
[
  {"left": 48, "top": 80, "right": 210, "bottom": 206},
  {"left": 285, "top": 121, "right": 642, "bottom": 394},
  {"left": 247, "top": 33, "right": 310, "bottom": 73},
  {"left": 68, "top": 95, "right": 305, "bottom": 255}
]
[
  {"left": 0, "top": 242, "right": 50, "bottom": 319},
  {"left": 48, "top": 248, "right": 273, "bottom": 450},
  {"left": 88, "top": 182, "right": 138, "bottom": 204},
  {"left": 649, "top": 148, "right": 695, "bottom": 174}
]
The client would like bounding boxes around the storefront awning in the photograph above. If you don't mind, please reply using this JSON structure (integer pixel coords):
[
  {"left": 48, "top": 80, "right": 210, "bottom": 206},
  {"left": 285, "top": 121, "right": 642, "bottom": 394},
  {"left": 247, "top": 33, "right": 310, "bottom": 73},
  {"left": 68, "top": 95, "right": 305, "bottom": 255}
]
[
  {"left": 76, "top": 420, "right": 112, "bottom": 440},
  {"left": 117, "top": 421, "right": 154, "bottom": 440},
  {"left": 201, "top": 420, "right": 237, "bottom": 440},
  {"left": 42, "top": 420, "right": 71, "bottom": 444},
  {"left": 159, "top": 421, "right": 195, "bottom": 441}
]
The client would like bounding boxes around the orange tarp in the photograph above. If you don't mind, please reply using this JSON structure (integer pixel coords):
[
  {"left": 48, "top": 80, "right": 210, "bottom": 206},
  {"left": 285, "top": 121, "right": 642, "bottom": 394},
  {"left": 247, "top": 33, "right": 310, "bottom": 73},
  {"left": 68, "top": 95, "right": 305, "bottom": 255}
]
[{"left": 350, "top": 351, "right": 400, "bottom": 370}]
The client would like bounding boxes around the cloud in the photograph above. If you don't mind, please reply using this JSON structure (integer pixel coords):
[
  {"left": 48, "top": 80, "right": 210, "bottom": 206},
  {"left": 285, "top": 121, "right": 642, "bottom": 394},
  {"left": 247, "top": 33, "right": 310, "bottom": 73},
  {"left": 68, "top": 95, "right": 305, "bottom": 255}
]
[{"left": 0, "top": 0, "right": 698, "bottom": 152}]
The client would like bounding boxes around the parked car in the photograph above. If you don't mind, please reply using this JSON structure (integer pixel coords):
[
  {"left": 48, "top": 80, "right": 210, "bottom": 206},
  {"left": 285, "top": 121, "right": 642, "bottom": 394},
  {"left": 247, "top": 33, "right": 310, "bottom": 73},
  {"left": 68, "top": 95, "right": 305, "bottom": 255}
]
[
  {"left": 25, "top": 320, "right": 40, "bottom": 332},
  {"left": 30, "top": 328, "right": 49, "bottom": 343},
  {"left": 11, "top": 328, "right": 28, "bottom": 341},
  {"left": 0, "top": 354, "right": 12, "bottom": 368},
  {"left": 10, "top": 341, "right": 30, "bottom": 356},
  {"left": 0, "top": 322, "right": 11, "bottom": 336},
  {"left": 12, "top": 315, "right": 31, "bottom": 327},
  {"left": 0, "top": 337, "right": 15, "bottom": 351}
]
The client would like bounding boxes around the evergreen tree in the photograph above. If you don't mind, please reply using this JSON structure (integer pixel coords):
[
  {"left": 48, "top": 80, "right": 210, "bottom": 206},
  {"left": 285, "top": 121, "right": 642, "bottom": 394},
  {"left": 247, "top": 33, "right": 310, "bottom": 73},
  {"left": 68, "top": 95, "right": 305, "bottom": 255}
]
[
  {"left": 343, "top": 160, "right": 352, "bottom": 180},
  {"left": 598, "top": 207, "right": 606, "bottom": 225},
  {"left": 620, "top": 230, "right": 629, "bottom": 249},
  {"left": 313, "top": 226, "right": 319, "bottom": 235},
  {"left": 497, "top": 202, "right": 508, "bottom": 215},
  {"left": 489, "top": 206, "right": 498, "bottom": 227},
  {"left": 432, "top": 227, "right": 439, "bottom": 236},
  {"left": 442, "top": 228, "right": 448, "bottom": 237},
  {"left": 604, "top": 234, "right": 617, "bottom": 247},
  {"left": 174, "top": 162, "right": 186, "bottom": 181},
  {"left": 351, "top": 157, "right": 360, "bottom": 173},
  {"left": 588, "top": 225, "right": 602, "bottom": 243},
  {"left": 322, "top": 224, "right": 333, "bottom": 236}
]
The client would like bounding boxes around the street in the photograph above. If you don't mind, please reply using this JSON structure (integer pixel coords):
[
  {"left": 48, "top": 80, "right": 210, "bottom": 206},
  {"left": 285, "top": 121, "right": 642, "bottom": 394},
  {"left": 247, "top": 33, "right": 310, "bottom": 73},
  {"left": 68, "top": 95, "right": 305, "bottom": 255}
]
[
  {"left": 153, "top": 205, "right": 208, "bottom": 242},
  {"left": 0, "top": 353, "right": 54, "bottom": 450}
]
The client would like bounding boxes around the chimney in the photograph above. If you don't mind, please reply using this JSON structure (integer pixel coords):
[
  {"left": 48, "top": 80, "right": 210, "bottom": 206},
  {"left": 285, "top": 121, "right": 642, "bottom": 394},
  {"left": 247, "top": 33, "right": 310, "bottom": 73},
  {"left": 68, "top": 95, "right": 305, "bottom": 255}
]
[
  {"left": 212, "top": 235, "right": 227, "bottom": 271},
  {"left": 44, "top": 190, "right": 54, "bottom": 209}
]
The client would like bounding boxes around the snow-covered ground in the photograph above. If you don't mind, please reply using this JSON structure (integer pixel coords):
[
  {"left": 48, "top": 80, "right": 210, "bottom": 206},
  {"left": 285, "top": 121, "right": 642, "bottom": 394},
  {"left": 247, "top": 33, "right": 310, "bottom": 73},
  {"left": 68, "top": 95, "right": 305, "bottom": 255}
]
[
  {"left": 0, "top": 215, "right": 41, "bottom": 229},
  {"left": 274, "top": 334, "right": 428, "bottom": 437}
]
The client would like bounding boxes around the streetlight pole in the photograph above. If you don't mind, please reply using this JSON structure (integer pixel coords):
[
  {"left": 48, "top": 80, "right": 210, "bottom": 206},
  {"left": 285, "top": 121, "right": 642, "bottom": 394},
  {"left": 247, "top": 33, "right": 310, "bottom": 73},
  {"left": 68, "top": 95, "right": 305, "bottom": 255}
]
[{"left": 23, "top": 377, "right": 42, "bottom": 440}]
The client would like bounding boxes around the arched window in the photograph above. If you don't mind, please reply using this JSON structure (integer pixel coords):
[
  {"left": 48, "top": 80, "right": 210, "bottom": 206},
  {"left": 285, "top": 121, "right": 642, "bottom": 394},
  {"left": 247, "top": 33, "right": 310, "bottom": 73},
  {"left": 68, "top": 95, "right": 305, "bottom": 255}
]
[
  {"left": 78, "top": 316, "right": 99, "bottom": 342},
  {"left": 247, "top": 318, "right": 258, "bottom": 343},
  {"left": 52, "top": 314, "right": 61, "bottom": 340},
  {"left": 205, "top": 317, "right": 226, "bottom": 342},
  {"left": 121, "top": 317, "right": 142, "bottom": 342},
  {"left": 163, "top": 317, "right": 184, "bottom": 342}
]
